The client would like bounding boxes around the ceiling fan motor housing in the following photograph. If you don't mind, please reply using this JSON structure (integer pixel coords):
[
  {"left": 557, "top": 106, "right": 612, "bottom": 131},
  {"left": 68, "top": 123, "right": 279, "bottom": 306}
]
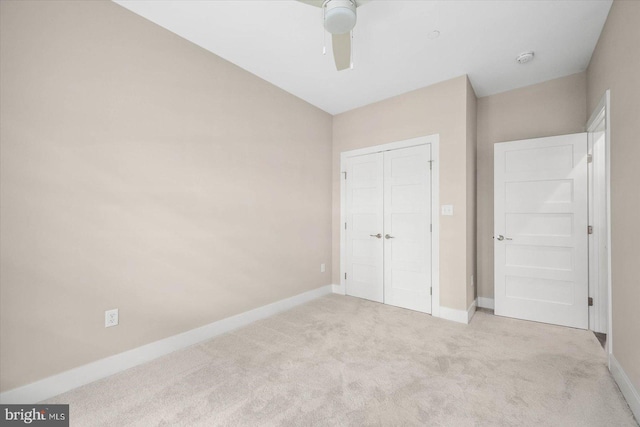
[{"left": 324, "top": 0, "right": 357, "bottom": 34}]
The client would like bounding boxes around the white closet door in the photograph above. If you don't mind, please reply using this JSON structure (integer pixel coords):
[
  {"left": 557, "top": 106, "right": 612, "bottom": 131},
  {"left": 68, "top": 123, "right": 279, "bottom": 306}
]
[
  {"left": 383, "top": 145, "right": 432, "bottom": 313},
  {"left": 494, "top": 133, "right": 588, "bottom": 329},
  {"left": 345, "top": 152, "right": 384, "bottom": 303}
]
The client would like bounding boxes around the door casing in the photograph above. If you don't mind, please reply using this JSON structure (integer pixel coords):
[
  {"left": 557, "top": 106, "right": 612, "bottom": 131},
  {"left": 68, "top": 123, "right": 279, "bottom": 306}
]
[
  {"left": 338, "top": 134, "right": 441, "bottom": 317},
  {"left": 586, "top": 90, "right": 612, "bottom": 359}
]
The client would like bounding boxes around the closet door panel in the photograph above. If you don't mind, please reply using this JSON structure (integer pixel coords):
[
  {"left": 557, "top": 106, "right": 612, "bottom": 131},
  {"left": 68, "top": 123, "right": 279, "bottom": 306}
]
[
  {"left": 383, "top": 145, "right": 432, "bottom": 313},
  {"left": 345, "top": 153, "right": 384, "bottom": 303}
]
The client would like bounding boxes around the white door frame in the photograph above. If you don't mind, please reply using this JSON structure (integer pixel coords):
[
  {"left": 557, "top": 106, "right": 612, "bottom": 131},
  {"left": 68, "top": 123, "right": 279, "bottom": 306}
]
[
  {"left": 338, "top": 134, "right": 441, "bottom": 317},
  {"left": 586, "top": 90, "right": 612, "bottom": 358}
]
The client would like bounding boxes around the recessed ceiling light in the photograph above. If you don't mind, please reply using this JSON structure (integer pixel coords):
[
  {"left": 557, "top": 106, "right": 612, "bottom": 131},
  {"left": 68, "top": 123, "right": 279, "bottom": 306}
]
[
  {"left": 516, "top": 51, "right": 535, "bottom": 64},
  {"left": 427, "top": 30, "right": 440, "bottom": 40}
]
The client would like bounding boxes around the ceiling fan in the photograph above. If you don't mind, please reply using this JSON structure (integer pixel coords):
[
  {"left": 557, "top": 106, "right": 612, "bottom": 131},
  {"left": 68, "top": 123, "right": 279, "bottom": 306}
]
[{"left": 297, "top": 0, "right": 371, "bottom": 71}]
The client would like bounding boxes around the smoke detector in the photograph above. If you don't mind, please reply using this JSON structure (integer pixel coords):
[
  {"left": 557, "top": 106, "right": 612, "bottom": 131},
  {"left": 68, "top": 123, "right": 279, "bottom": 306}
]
[{"left": 516, "top": 51, "right": 535, "bottom": 64}]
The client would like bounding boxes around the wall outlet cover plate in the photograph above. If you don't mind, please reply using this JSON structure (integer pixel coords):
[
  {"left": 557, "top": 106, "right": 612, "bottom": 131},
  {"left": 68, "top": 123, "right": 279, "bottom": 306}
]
[{"left": 105, "top": 308, "right": 119, "bottom": 328}]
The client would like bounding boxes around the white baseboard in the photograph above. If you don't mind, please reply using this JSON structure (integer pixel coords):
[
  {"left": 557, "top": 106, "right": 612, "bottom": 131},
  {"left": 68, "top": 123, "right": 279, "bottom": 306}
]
[
  {"left": 610, "top": 354, "right": 640, "bottom": 422},
  {"left": 477, "top": 297, "right": 494, "bottom": 310},
  {"left": 0, "top": 285, "right": 333, "bottom": 404},
  {"left": 332, "top": 283, "right": 345, "bottom": 295},
  {"left": 438, "top": 303, "right": 474, "bottom": 325},
  {"left": 338, "top": 283, "right": 470, "bottom": 325},
  {"left": 467, "top": 299, "right": 477, "bottom": 323}
]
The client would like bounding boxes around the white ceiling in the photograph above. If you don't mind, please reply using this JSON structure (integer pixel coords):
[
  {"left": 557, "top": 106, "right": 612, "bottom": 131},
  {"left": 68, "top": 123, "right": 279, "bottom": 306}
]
[{"left": 113, "top": 0, "right": 612, "bottom": 115}]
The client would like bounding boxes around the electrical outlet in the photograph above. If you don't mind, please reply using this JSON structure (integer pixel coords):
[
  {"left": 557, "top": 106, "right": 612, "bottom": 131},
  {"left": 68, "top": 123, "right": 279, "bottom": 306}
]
[
  {"left": 320, "top": 263, "right": 326, "bottom": 273},
  {"left": 105, "top": 309, "right": 119, "bottom": 328}
]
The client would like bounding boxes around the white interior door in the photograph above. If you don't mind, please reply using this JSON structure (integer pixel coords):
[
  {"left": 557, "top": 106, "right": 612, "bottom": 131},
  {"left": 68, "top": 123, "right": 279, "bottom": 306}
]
[
  {"left": 383, "top": 145, "right": 432, "bottom": 313},
  {"left": 494, "top": 133, "right": 589, "bottom": 329},
  {"left": 345, "top": 152, "right": 384, "bottom": 303}
]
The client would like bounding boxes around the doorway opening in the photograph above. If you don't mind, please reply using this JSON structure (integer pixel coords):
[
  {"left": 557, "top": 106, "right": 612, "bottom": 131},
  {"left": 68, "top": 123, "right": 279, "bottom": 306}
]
[{"left": 586, "top": 90, "right": 611, "bottom": 355}]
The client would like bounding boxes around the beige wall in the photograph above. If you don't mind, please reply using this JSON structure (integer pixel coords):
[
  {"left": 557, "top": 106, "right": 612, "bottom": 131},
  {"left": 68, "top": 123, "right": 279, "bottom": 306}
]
[
  {"left": 466, "top": 78, "right": 478, "bottom": 308},
  {"left": 587, "top": 0, "right": 640, "bottom": 392},
  {"left": 332, "top": 75, "right": 474, "bottom": 311},
  {"left": 0, "top": 1, "right": 333, "bottom": 392},
  {"left": 476, "top": 72, "right": 587, "bottom": 300}
]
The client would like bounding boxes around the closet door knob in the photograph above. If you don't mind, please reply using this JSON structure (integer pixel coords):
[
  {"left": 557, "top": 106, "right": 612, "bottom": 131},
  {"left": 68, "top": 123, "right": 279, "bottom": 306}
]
[
  {"left": 370, "top": 233, "right": 382, "bottom": 239},
  {"left": 385, "top": 234, "right": 395, "bottom": 239}
]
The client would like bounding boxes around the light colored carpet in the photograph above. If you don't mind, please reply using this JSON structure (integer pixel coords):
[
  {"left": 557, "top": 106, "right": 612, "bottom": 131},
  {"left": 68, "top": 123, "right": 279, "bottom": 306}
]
[{"left": 44, "top": 294, "right": 637, "bottom": 426}]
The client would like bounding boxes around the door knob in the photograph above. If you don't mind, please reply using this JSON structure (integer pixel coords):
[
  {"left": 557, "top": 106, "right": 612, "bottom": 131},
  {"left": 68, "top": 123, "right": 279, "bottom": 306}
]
[
  {"left": 370, "top": 233, "right": 382, "bottom": 239},
  {"left": 385, "top": 234, "right": 395, "bottom": 239},
  {"left": 496, "top": 235, "right": 513, "bottom": 241}
]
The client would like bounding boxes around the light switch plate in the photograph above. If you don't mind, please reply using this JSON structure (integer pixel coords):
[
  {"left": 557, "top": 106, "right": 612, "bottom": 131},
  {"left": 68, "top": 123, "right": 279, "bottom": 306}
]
[{"left": 441, "top": 205, "right": 454, "bottom": 216}]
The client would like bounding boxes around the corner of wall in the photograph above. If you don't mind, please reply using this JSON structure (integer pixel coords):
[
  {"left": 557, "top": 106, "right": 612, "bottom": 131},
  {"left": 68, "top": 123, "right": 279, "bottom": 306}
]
[{"left": 466, "top": 76, "right": 478, "bottom": 308}]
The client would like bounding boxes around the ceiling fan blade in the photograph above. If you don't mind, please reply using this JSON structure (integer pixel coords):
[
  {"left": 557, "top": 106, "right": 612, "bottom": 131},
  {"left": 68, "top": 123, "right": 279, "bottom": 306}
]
[
  {"left": 332, "top": 33, "right": 351, "bottom": 71},
  {"left": 296, "top": 0, "right": 324, "bottom": 7}
]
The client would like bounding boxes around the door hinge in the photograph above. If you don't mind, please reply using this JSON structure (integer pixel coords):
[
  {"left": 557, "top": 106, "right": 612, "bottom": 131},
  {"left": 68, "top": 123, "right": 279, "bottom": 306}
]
[
  {"left": 587, "top": 154, "right": 593, "bottom": 163},
  {"left": 588, "top": 225, "right": 594, "bottom": 235},
  {"left": 344, "top": 272, "right": 347, "bottom": 280},
  {"left": 345, "top": 222, "right": 347, "bottom": 230},
  {"left": 430, "top": 287, "right": 432, "bottom": 296},
  {"left": 430, "top": 224, "right": 432, "bottom": 232},
  {"left": 342, "top": 171, "right": 347, "bottom": 180},
  {"left": 429, "top": 160, "right": 433, "bottom": 170},
  {"left": 588, "top": 297, "right": 594, "bottom": 306}
]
